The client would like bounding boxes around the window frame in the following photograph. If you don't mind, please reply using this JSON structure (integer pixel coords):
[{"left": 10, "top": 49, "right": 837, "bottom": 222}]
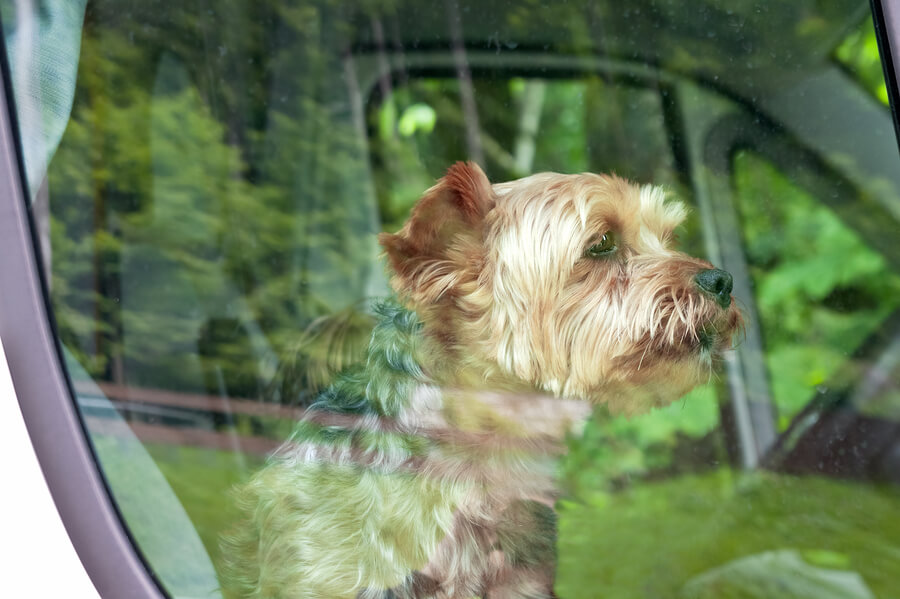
[{"left": 0, "top": 25, "right": 168, "bottom": 599}]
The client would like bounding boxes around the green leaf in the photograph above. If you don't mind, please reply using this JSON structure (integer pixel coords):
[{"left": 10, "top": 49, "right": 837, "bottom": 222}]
[{"left": 397, "top": 103, "right": 436, "bottom": 137}]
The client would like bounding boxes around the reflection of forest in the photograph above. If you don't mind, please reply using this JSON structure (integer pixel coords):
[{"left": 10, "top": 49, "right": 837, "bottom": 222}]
[{"left": 44, "top": 0, "right": 900, "bottom": 476}]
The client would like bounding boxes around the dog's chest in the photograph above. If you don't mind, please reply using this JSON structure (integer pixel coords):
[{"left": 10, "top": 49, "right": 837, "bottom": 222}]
[{"left": 284, "top": 301, "right": 588, "bottom": 591}]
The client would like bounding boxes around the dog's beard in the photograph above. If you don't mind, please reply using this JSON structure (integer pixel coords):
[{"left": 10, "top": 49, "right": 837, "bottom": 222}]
[{"left": 592, "top": 301, "right": 741, "bottom": 414}]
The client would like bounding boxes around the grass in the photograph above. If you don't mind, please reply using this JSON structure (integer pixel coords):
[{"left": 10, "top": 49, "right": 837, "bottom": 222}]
[
  {"left": 556, "top": 470, "right": 900, "bottom": 598},
  {"left": 92, "top": 436, "right": 262, "bottom": 597},
  {"left": 97, "top": 438, "right": 900, "bottom": 598},
  {"left": 142, "top": 443, "right": 264, "bottom": 568}
]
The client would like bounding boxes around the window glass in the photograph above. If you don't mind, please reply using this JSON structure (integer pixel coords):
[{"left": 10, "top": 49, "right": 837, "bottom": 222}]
[
  {"left": 733, "top": 151, "right": 900, "bottom": 425},
  {"left": 2, "top": 1, "right": 899, "bottom": 598}
]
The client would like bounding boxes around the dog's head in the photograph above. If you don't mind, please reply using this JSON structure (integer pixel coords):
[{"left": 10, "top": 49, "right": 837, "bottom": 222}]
[{"left": 379, "top": 162, "right": 741, "bottom": 414}]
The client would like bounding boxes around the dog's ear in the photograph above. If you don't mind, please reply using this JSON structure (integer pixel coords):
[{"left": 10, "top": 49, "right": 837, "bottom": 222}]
[{"left": 379, "top": 161, "right": 493, "bottom": 304}]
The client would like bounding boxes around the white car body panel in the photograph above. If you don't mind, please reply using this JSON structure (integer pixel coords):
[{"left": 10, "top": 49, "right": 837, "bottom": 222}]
[{"left": 0, "top": 336, "right": 100, "bottom": 599}]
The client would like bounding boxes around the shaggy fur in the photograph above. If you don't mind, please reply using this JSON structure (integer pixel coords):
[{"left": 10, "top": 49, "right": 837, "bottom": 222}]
[{"left": 221, "top": 163, "right": 741, "bottom": 598}]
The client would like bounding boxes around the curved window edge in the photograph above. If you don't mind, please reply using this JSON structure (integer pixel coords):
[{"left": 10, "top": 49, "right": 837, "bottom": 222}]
[
  {"left": 0, "top": 33, "right": 167, "bottom": 599},
  {"left": 872, "top": 0, "right": 900, "bottom": 146}
]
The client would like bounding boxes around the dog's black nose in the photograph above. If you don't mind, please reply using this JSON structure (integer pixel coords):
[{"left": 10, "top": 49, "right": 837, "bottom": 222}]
[{"left": 694, "top": 268, "right": 733, "bottom": 308}]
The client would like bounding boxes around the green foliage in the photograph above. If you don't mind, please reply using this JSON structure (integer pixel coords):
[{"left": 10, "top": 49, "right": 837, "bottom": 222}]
[
  {"left": 562, "top": 384, "right": 721, "bottom": 497},
  {"left": 733, "top": 152, "right": 900, "bottom": 423},
  {"left": 524, "top": 80, "right": 589, "bottom": 175},
  {"left": 398, "top": 103, "right": 437, "bottom": 137},
  {"left": 49, "top": 1, "right": 383, "bottom": 396},
  {"left": 835, "top": 17, "right": 890, "bottom": 105}
]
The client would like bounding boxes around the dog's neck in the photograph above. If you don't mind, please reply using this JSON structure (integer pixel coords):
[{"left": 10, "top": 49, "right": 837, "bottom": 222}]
[{"left": 349, "top": 299, "right": 590, "bottom": 441}]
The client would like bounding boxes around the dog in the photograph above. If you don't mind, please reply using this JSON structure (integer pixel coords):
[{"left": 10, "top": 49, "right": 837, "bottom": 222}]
[{"left": 220, "top": 162, "right": 741, "bottom": 599}]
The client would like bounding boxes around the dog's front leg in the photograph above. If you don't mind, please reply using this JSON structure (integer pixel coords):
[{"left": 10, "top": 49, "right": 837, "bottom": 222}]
[
  {"left": 410, "top": 502, "right": 556, "bottom": 599},
  {"left": 481, "top": 499, "right": 557, "bottom": 599},
  {"left": 414, "top": 509, "right": 498, "bottom": 599}
]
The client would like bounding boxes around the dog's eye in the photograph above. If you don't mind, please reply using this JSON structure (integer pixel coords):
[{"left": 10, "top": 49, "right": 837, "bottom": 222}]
[{"left": 586, "top": 232, "right": 617, "bottom": 257}]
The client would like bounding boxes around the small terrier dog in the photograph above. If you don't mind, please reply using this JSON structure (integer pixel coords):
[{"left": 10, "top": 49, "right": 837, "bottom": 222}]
[{"left": 222, "top": 163, "right": 741, "bottom": 598}]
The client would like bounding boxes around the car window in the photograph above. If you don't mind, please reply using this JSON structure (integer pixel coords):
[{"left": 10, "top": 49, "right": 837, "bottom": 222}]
[
  {"left": 2, "top": 1, "right": 899, "bottom": 598},
  {"left": 733, "top": 151, "right": 900, "bottom": 425}
]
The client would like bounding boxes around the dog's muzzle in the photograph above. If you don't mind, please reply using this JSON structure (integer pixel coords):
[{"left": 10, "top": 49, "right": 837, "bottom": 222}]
[{"left": 694, "top": 268, "right": 733, "bottom": 309}]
